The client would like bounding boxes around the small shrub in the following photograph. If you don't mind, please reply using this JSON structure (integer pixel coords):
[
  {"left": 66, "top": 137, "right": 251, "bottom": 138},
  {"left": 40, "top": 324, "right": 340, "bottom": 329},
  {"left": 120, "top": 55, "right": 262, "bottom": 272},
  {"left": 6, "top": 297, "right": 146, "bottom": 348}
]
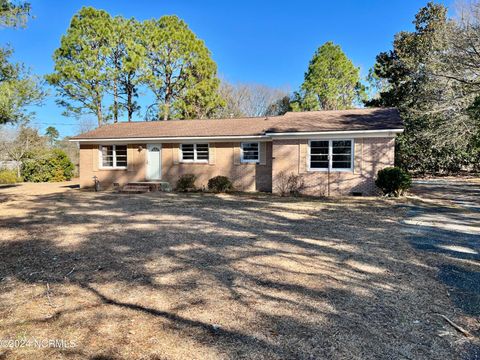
[
  {"left": 0, "top": 169, "right": 21, "bottom": 184},
  {"left": 22, "top": 149, "right": 74, "bottom": 182},
  {"left": 176, "top": 174, "right": 196, "bottom": 191},
  {"left": 275, "top": 171, "right": 305, "bottom": 196},
  {"left": 375, "top": 167, "right": 412, "bottom": 197},
  {"left": 208, "top": 175, "right": 233, "bottom": 193}
]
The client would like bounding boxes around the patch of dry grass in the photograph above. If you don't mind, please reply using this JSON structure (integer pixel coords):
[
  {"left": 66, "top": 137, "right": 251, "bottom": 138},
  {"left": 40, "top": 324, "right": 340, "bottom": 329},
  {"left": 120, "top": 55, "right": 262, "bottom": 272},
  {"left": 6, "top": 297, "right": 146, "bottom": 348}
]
[{"left": 0, "top": 183, "right": 461, "bottom": 359}]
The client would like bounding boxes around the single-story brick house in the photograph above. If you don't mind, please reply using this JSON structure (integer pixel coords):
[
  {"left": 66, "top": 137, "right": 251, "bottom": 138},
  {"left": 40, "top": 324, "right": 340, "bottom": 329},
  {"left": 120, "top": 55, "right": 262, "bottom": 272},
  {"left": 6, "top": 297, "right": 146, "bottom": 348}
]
[{"left": 71, "top": 108, "right": 403, "bottom": 196}]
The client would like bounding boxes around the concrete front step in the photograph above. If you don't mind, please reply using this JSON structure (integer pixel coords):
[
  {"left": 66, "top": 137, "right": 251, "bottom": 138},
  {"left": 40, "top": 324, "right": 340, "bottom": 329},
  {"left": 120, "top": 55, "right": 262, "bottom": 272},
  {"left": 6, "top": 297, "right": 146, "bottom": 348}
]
[
  {"left": 121, "top": 185, "right": 151, "bottom": 194},
  {"left": 120, "top": 181, "right": 172, "bottom": 194}
]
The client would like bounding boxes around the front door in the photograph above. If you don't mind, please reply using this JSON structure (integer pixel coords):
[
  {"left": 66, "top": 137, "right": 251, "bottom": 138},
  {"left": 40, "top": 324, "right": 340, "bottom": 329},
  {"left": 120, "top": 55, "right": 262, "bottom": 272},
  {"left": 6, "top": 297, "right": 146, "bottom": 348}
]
[{"left": 147, "top": 144, "right": 162, "bottom": 180}]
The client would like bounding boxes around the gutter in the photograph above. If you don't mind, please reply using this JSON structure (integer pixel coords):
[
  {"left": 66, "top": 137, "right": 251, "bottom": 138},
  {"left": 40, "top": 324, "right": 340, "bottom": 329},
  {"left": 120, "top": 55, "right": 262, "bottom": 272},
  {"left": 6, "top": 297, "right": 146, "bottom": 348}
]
[
  {"left": 69, "top": 129, "right": 404, "bottom": 143},
  {"left": 265, "top": 129, "right": 404, "bottom": 139},
  {"left": 70, "top": 135, "right": 270, "bottom": 143}
]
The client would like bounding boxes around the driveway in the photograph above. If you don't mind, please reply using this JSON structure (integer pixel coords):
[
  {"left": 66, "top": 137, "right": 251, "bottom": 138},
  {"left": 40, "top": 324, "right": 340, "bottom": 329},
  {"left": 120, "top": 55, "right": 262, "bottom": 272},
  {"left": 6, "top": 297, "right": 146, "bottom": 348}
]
[{"left": 405, "top": 178, "right": 480, "bottom": 358}]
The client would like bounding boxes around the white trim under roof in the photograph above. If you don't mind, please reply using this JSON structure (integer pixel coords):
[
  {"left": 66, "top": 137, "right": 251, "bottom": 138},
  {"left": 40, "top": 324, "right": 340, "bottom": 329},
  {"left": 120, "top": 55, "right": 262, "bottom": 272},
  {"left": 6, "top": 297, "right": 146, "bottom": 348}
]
[
  {"left": 265, "top": 128, "right": 404, "bottom": 139},
  {"left": 70, "top": 135, "right": 269, "bottom": 143},
  {"left": 70, "top": 129, "right": 404, "bottom": 143}
]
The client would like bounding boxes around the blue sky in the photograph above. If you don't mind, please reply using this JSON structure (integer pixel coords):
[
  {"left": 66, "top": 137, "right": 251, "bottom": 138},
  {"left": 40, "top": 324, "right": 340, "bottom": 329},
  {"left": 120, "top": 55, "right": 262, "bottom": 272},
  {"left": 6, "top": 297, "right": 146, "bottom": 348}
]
[{"left": 2, "top": 0, "right": 453, "bottom": 137}]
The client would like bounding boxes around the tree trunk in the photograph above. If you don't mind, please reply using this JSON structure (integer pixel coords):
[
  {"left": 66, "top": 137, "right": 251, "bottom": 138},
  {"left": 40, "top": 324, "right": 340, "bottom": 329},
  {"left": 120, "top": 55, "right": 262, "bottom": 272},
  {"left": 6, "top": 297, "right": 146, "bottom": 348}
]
[
  {"left": 97, "top": 104, "right": 103, "bottom": 127},
  {"left": 113, "top": 77, "right": 118, "bottom": 123},
  {"left": 163, "top": 86, "right": 171, "bottom": 121},
  {"left": 163, "top": 102, "right": 170, "bottom": 121},
  {"left": 95, "top": 85, "right": 103, "bottom": 127},
  {"left": 127, "top": 74, "right": 133, "bottom": 122},
  {"left": 16, "top": 163, "right": 20, "bottom": 179},
  {"left": 127, "top": 92, "right": 133, "bottom": 122}
]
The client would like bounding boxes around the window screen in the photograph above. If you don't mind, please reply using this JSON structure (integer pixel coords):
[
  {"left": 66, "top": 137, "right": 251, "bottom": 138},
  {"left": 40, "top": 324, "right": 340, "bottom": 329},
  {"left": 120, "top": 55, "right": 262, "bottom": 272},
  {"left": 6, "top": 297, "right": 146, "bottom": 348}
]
[
  {"left": 180, "top": 143, "right": 209, "bottom": 162},
  {"left": 241, "top": 142, "right": 259, "bottom": 162},
  {"left": 331, "top": 140, "right": 352, "bottom": 169},
  {"left": 309, "top": 140, "right": 353, "bottom": 171},
  {"left": 309, "top": 141, "right": 329, "bottom": 169},
  {"left": 100, "top": 145, "right": 127, "bottom": 168}
]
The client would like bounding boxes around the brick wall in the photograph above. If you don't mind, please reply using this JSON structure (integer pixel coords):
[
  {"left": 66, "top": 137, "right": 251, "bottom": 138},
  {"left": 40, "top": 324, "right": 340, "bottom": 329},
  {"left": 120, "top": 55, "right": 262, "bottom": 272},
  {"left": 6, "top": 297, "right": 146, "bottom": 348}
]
[
  {"left": 79, "top": 138, "right": 394, "bottom": 196},
  {"left": 271, "top": 137, "right": 395, "bottom": 196},
  {"left": 79, "top": 142, "right": 272, "bottom": 192},
  {"left": 79, "top": 144, "right": 147, "bottom": 188},
  {"left": 161, "top": 142, "right": 272, "bottom": 191}
]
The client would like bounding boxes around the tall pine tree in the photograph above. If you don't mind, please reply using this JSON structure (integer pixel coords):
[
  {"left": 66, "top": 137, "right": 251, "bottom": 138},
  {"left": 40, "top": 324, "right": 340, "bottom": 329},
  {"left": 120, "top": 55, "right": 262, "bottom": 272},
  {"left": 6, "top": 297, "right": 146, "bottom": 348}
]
[
  {"left": 46, "top": 7, "right": 111, "bottom": 127},
  {"left": 141, "top": 15, "right": 223, "bottom": 120},
  {"left": 292, "top": 42, "right": 363, "bottom": 111}
]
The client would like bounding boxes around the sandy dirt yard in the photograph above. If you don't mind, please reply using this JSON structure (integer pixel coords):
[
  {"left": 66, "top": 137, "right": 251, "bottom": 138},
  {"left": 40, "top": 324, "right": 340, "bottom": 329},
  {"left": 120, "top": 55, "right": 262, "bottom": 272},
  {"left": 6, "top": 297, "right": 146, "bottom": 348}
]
[{"left": 0, "top": 181, "right": 477, "bottom": 359}]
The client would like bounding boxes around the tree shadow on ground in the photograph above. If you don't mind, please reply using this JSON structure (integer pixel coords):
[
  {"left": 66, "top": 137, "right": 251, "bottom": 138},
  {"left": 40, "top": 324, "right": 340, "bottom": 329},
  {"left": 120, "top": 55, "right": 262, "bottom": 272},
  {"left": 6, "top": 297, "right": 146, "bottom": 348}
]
[{"left": 0, "top": 190, "right": 461, "bottom": 359}]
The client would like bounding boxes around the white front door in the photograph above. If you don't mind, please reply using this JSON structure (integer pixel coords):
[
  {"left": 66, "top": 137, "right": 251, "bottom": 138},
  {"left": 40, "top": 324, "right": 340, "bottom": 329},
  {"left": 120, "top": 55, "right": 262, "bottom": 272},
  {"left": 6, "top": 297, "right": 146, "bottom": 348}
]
[{"left": 147, "top": 144, "right": 162, "bottom": 180}]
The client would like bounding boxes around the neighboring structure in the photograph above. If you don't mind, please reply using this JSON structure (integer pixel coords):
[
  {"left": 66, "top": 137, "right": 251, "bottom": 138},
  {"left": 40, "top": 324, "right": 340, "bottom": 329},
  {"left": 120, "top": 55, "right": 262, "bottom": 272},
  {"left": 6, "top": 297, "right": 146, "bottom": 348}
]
[{"left": 71, "top": 108, "right": 403, "bottom": 196}]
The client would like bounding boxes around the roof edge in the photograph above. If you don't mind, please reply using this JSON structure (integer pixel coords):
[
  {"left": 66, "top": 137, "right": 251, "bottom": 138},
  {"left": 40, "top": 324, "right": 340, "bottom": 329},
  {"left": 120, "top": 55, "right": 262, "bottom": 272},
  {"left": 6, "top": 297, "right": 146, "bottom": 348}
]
[{"left": 70, "top": 129, "right": 404, "bottom": 143}]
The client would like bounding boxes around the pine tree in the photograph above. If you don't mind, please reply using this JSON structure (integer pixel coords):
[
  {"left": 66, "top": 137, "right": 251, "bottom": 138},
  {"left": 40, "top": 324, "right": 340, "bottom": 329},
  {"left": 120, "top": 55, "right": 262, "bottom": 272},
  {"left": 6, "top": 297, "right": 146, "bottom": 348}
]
[
  {"left": 141, "top": 15, "right": 223, "bottom": 120},
  {"left": 293, "top": 42, "right": 362, "bottom": 111}
]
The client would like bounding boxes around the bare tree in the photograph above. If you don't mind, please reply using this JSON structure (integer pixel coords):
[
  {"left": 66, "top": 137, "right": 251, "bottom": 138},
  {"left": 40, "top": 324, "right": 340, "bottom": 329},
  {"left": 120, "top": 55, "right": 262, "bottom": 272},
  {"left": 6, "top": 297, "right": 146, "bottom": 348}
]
[
  {"left": 216, "top": 81, "right": 290, "bottom": 118},
  {"left": 76, "top": 117, "right": 97, "bottom": 134},
  {"left": 0, "top": 125, "right": 45, "bottom": 177}
]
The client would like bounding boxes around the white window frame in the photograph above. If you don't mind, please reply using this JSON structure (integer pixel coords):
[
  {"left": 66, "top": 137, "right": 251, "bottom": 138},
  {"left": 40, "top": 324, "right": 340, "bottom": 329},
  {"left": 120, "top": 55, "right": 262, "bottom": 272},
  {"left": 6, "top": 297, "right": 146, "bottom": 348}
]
[
  {"left": 240, "top": 142, "right": 260, "bottom": 163},
  {"left": 307, "top": 139, "right": 354, "bottom": 172},
  {"left": 179, "top": 143, "right": 209, "bottom": 163},
  {"left": 99, "top": 145, "right": 128, "bottom": 169}
]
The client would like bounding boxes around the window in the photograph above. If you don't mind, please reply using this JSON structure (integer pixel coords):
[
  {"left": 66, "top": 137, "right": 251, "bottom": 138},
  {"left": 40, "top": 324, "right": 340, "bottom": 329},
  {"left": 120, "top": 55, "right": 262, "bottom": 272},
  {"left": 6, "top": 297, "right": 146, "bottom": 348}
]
[
  {"left": 309, "top": 140, "right": 353, "bottom": 171},
  {"left": 331, "top": 140, "right": 352, "bottom": 169},
  {"left": 310, "top": 141, "right": 329, "bottom": 169},
  {"left": 241, "top": 142, "right": 259, "bottom": 163},
  {"left": 100, "top": 145, "right": 127, "bottom": 168},
  {"left": 180, "top": 143, "right": 209, "bottom": 162}
]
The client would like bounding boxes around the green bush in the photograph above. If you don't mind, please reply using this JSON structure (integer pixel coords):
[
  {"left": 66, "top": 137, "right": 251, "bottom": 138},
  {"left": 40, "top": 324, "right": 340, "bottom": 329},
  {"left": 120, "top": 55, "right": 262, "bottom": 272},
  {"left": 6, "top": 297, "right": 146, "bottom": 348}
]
[
  {"left": 0, "top": 169, "right": 21, "bottom": 184},
  {"left": 375, "top": 167, "right": 412, "bottom": 197},
  {"left": 176, "top": 174, "right": 196, "bottom": 191},
  {"left": 22, "top": 149, "right": 75, "bottom": 182},
  {"left": 208, "top": 175, "right": 233, "bottom": 193}
]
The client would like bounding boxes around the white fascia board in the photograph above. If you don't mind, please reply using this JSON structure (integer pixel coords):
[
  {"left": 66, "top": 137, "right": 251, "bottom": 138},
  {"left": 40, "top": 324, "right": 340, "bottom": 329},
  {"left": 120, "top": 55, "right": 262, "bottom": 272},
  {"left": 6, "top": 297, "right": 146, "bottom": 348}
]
[
  {"left": 265, "top": 129, "right": 404, "bottom": 139},
  {"left": 70, "top": 129, "right": 404, "bottom": 143},
  {"left": 70, "top": 135, "right": 270, "bottom": 143}
]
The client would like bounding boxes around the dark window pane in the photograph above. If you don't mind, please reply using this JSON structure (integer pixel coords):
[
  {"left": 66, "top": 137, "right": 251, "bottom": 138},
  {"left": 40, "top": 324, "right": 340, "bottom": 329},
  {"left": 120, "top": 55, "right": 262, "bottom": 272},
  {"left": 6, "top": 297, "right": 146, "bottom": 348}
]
[
  {"left": 242, "top": 143, "right": 259, "bottom": 161},
  {"left": 181, "top": 144, "right": 194, "bottom": 160},
  {"left": 311, "top": 141, "right": 329, "bottom": 148},
  {"left": 115, "top": 145, "right": 127, "bottom": 167},
  {"left": 311, "top": 161, "right": 329, "bottom": 169},
  {"left": 115, "top": 145, "right": 127, "bottom": 154},
  {"left": 181, "top": 144, "right": 194, "bottom": 151},
  {"left": 332, "top": 141, "right": 352, "bottom": 155},
  {"left": 332, "top": 161, "right": 351, "bottom": 169},
  {"left": 310, "top": 141, "right": 329, "bottom": 169},
  {"left": 244, "top": 153, "right": 258, "bottom": 160},
  {"left": 332, "top": 140, "right": 351, "bottom": 148},
  {"left": 182, "top": 152, "right": 194, "bottom": 160},
  {"left": 196, "top": 143, "right": 209, "bottom": 160},
  {"left": 332, "top": 154, "right": 351, "bottom": 162},
  {"left": 311, "top": 149, "right": 328, "bottom": 155}
]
